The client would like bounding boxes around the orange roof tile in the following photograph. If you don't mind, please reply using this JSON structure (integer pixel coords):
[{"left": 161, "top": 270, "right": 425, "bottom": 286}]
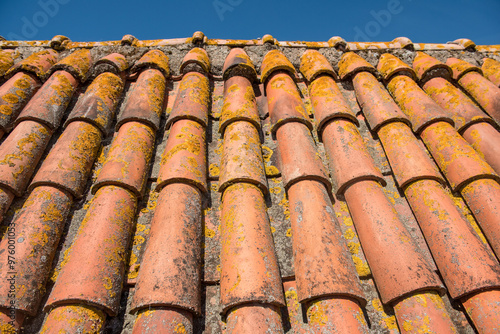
[{"left": 0, "top": 36, "right": 499, "bottom": 333}]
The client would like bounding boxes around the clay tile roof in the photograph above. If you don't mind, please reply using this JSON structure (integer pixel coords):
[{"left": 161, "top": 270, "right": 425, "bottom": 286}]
[{"left": 1, "top": 36, "right": 500, "bottom": 333}]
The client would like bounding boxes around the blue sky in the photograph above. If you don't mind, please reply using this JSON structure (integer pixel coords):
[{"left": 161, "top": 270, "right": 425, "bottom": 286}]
[{"left": 1, "top": 0, "right": 499, "bottom": 44}]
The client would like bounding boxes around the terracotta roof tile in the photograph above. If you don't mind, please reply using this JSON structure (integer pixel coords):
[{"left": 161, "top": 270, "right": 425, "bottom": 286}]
[
  {"left": 462, "top": 122, "right": 500, "bottom": 174},
  {"left": 393, "top": 292, "right": 457, "bottom": 333},
  {"left": 344, "top": 180, "right": 444, "bottom": 304},
  {"left": 405, "top": 180, "right": 500, "bottom": 298},
  {"left": 420, "top": 122, "right": 498, "bottom": 191},
  {"left": 46, "top": 186, "right": 137, "bottom": 315},
  {"left": 219, "top": 75, "right": 261, "bottom": 135},
  {"left": 5, "top": 50, "right": 57, "bottom": 81},
  {"left": 157, "top": 119, "right": 207, "bottom": 193},
  {"left": 63, "top": 72, "right": 124, "bottom": 134},
  {"left": 40, "top": 305, "right": 105, "bottom": 333},
  {"left": 338, "top": 52, "right": 379, "bottom": 80},
  {"left": 260, "top": 49, "right": 296, "bottom": 84},
  {"left": 0, "top": 120, "right": 52, "bottom": 197},
  {"left": 0, "top": 72, "right": 41, "bottom": 136},
  {"left": 386, "top": 75, "right": 454, "bottom": 134},
  {"left": 92, "top": 122, "right": 155, "bottom": 197},
  {"left": 222, "top": 48, "right": 257, "bottom": 82},
  {"left": 224, "top": 304, "right": 283, "bottom": 333},
  {"left": 0, "top": 186, "right": 72, "bottom": 315},
  {"left": 423, "top": 76, "right": 493, "bottom": 132},
  {"left": 165, "top": 72, "right": 210, "bottom": 129},
  {"left": 350, "top": 67, "right": 411, "bottom": 131},
  {"left": 46, "top": 49, "right": 92, "bottom": 83},
  {"left": 130, "top": 49, "right": 170, "bottom": 78},
  {"left": 412, "top": 51, "right": 453, "bottom": 83},
  {"left": 0, "top": 50, "right": 16, "bottom": 78},
  {"left": 133, "top": 307, "right": 193, "bottom": 334},
  {"left": 377, "top": 53, "right": 416, "bottom": 83},
  {"left": 219, "top": 183, "right": 284, "bottom": 314},
  {"left": 15, "top": 70, "right": 78, "bottom": 130},
  {"left": 94, "top": 52, "right": 129, "bottom": 74},
  {"left": 287, "top": 180, "right": 365, "bottom": 304},
  {"left": 1, "top": 38, "right": 499, "bottom": 332},
  {"left": 461, "top": 179, "right": 500, "bottom": 259},
  {"left": 131, "top": 49, "right": 207, "bottom": 330},
  {"left": 447, "top": 57, "right": 500, "bottom": 127},
  {"left": 299, "top": 49, "right": 337, "bottom": 82},
  {"left": 218, "top": 121, "right": 267, "bottom": 195},
  {"left": 377, "top": 122, "right": 444, "bottom": 189},
  {"left": 180, "top": 47, "right": 210, "bottom": 75},
  {"left": 131, "top": 183, "right": 203, "bottom": 314},
  {"left": 301, "top": 50, "right": 359, "bottom": 135},
  {"left": 482, "top": 57, "right": 500, "bottom": 87},
  {"left": 29, "top": 121, "right": 102, "bottom": 198},
  {"left": 461, "top": 290, "right": 500, "bottom": 333},
  {"left": 322, "top": 119, "right": 386, "bottom": 196}
]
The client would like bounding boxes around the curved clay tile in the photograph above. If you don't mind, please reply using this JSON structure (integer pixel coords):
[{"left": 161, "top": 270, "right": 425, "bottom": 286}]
[
  {"left": 300, "top": 49, "right": 337, "bottom": 82},
  {"left": 267, "top": 62, "right": 370, "bottom": 332},
  {"left": 260, "top": 49, "right": 296, "bottom": 84},
  {"left": 222, "top": 47, "right": 257, "bottom": 82},
  {"left": 130, "top": 49, "right": 170, "bottom": 78},
  {"left": 131, "top": 183, "right": 203, "bottom": 314},
  {"left": 347, "top": 59, "right": 411, "bottom": 131},
  {"left": 300, "top": 51, "right": 358, "bottom": 134},
  {"left": 0, "top": 49, "right": 16, "bottom": 78},
  {"left": 216, "top": 55, "right": 286, "bottom": 326},
  {"left": 40, "top": 305, "right": 105, "bottom": 334},
  {"left": 63, "top": 72, "right": 124, "bottom": 134},
  {"left": 422, "top": 76, "right": 492, "bottom": 133},
  {"left": 482, "top": 58, "right": 500, "bottom": 87},
  {"left": 219, "top": 75, "right": 261, "bottom": 135},
  {"left": 0, "top": 186, "right": 72, "bottom": 315},
  {"left": 0, "top": 72, "right": 41, "bottom": 135},
  {"left": 5, "top": 50, "right": 57, "bottom": 81},
  {"left": 46, "top": 49, "right": 92, "bottom": 83},
  {"left": 116, "top": 68, "right": 167, "bottom": 132},
  {"left": 377, "top": 122, "right": 444, "bottom": 189},
  {"left": 180, "top": 47, "right": 210, "bottom": 74},
  {"left": 338, "top": 52, "right": 378, "bottom": 80},
  {"left": 218, "top": 121, "right": 267, "bottom": 195},
  {"left": 166, "top": 72, "right": 210, "bottom": 129},
  {"left": 444, "top": 57, "right": 500, "bottom": 127},
  {"left": 29, "top": 121, "right": 102, "bottom": 198},
  {"left": 386, "top": 75, "right": 454, "bottom": 134},
  {"left": 322, "top": 119, "right": 386, "bottom": 196},
  {"left": 15, "top": 70, "right": 78, "bottom": 130},
  {"left": 412, "top": 51, "right": 452, "bottom": 83},
  {"left": 46, "top": 186, "right": 137, "bottom": 315}
]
